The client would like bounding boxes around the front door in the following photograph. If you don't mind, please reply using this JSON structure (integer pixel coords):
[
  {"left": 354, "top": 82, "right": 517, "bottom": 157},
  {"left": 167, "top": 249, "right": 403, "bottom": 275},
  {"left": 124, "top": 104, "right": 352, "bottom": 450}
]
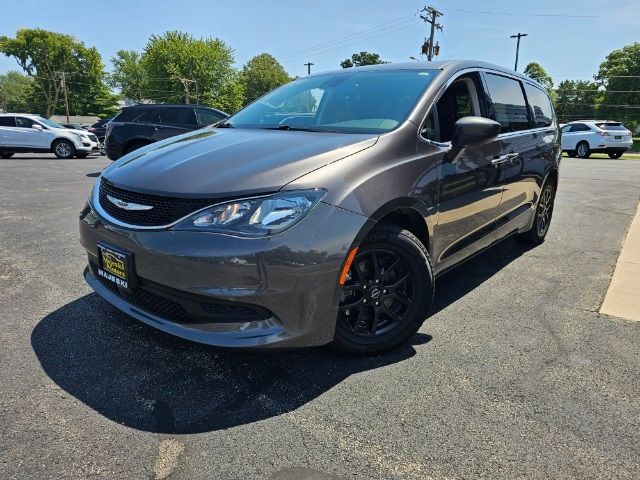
[{"left": 428, "top": 73, "right": 504, "bottom": 265}]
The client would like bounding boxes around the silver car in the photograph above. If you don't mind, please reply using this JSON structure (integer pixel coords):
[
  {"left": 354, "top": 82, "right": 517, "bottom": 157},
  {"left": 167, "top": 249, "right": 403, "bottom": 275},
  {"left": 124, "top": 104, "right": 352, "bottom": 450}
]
[{"left": 80, "top": 61, "right": 561, "bottom": 354}]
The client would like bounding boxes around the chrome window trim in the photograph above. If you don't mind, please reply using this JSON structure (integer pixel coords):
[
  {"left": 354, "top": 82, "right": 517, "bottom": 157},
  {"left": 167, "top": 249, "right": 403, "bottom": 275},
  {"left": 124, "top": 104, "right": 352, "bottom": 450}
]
[{"left": 417, "top": 66, "right": 558, "bottom": 145}]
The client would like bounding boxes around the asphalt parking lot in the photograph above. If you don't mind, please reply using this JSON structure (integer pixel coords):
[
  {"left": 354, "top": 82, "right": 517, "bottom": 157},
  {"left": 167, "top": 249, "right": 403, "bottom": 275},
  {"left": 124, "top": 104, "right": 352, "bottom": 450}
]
[{"left": 1, "top": 153, "right": 639, "bottom": 480}]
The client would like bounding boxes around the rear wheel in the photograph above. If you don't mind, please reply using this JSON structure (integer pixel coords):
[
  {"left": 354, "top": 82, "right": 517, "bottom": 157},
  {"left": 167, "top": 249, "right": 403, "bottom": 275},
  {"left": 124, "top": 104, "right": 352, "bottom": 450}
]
[
  {"left": 575, "top": 141, "right": 590, "bottom": 159},
  {"left": 122, "top": 141, "right": 149, "bottom": 156},
  {"left": 0, "top": 152, "right": 14, "bottom": 159},
  {"left": 517, "top": 181, "right": 555, "bottom": 244},
  {"left": 608, "top": 151, "right": 623, "bottom": 159},
  {"left": 333, "top": 224, "right": 434, "bottom": 355},
  {"left": 53, "top": 139, "right": 75, "bottom": 159}
]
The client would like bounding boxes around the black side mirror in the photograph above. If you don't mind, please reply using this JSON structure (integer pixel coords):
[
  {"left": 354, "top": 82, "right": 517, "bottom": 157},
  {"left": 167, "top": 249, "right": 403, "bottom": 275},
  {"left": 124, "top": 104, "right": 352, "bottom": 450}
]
[{"left": 451, "top": 116, "right": 501, "bottom": 148}]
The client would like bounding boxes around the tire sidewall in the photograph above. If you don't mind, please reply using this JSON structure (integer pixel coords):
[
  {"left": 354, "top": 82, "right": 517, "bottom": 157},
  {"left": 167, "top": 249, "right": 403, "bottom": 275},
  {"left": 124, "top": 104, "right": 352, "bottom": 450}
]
[
  {"left": 53, "top": 139, "right": 75, "bottom": 159},
  {"left": 576, "top": 142, "right": 590, "bottom": 159},
  {"left": 333, "top": 226, "right": 434, "bottom": 353}
]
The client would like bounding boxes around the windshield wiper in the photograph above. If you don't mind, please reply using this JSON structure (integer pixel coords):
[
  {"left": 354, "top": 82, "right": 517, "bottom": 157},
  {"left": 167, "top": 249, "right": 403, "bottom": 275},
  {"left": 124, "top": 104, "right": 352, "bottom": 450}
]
[{"left": 263, "top": 125, "right": 342, "bottom": 133}]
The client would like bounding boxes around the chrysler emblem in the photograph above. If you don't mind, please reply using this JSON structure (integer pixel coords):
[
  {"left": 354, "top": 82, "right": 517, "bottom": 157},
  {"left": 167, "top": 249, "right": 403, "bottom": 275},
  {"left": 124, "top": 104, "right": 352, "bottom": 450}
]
[{"left": 107, "top": 194, "right": 153, "bottom": 211}]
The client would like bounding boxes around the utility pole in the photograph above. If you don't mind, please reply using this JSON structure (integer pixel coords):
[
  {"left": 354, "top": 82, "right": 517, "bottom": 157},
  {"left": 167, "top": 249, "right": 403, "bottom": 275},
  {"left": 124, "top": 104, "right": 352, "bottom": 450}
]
[
  {"left": 420, "top": 6, "right": 443, "bottom": 61},
  {"left": 57, "top": 71, "right": 70, "bottom": 123},
  {"left": 510, "top": 33, "right": 528, "bottom": 71},
  {"left": 303, "top": 62, "right": 314, "bottom": 75}
]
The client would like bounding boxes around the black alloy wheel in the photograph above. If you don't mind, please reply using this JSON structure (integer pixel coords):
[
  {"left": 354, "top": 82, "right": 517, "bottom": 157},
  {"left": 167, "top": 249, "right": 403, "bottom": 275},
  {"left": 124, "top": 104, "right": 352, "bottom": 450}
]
[
  {"left": 333, "top": 224, "right": 433, "bottom": 354},
  {"left": 608, "top": 152, "right": 623, "bottom": 159},
  {"left": 517, "top": 181, "right": 555, "bottom": 244}
]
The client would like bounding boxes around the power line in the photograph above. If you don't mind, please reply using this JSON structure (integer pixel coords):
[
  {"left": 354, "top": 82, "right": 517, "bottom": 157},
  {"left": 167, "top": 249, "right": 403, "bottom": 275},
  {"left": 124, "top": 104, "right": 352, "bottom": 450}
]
[
  {"left": 279, "top": 14, "right": 416, "bottom": 59},
  {"left": 446, "top": 8, "right": 627, "bottom": 19}
]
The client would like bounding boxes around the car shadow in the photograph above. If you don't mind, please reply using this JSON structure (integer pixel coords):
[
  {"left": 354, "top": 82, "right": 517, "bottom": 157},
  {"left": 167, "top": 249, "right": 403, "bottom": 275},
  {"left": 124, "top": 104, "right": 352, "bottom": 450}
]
[
  {"left": 31, "top": 293, "right": 431, "bottom": 434},
  {"left": 431, "top": 236, "right": 534, "bottom": 315}
]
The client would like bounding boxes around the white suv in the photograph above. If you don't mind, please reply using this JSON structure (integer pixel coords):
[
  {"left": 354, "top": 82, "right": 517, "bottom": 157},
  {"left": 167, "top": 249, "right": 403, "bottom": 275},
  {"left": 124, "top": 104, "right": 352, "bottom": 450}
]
[
  {"left": 0, "top": 113, "right": 100, "bottom": 159},
  {"left": 561, "top": 120, "right": 633, "bottom": 159}
]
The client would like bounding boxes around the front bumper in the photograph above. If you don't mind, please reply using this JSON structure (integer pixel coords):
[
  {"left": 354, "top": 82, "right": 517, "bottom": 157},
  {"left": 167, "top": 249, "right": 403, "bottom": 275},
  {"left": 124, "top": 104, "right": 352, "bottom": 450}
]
[{"left": 80, "top": 200, "right": 369, "bottom": 348}]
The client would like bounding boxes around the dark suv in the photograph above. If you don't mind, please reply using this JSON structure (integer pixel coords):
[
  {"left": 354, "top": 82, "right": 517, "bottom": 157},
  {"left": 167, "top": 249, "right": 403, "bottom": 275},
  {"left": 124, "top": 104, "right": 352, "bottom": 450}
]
[
  {"left": 105, "top": 104, "right": 228, "bottom": 160},
  {"left": 81, "top": 61, "right": 560, "bottom": 354}
]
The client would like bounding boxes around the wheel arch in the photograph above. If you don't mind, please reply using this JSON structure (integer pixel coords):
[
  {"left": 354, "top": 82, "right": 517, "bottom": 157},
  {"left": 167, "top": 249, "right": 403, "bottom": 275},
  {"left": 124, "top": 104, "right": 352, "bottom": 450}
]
[{"left": 354, "top": 198, "right": 434, "bottom": 255}]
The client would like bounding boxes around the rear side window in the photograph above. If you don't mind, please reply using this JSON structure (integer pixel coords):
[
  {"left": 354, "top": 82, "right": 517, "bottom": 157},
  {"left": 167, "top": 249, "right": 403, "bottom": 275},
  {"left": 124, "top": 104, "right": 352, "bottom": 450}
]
[
  {"left": 0, "top": 116, "right": 16, "bottom": 127},
  {"left": 569, "top": 123, "right": 590, "bottom": 132},
  {"left": 483, "top": 73, "right": 530, "bottom": 133},
  {"left": 15, "top": 117, "right": 35, "bottom": 128},
  {"left": 197, "top": 109, "right": 225, "bottom": 126},
  {"left": 159, "top": 107, "right": 197, "bottom": 126},
  {"left": 595, "top": 122, "right": 626, "bottom": 131},
  {"left": 114, "top": 108, "right": 141, "bottom": 122},
  {"left": 524, "top": 84, "right": 553, "bottom": 127},
  {"left": 136, "top": 108, "right": 160, "bottom": 123}
]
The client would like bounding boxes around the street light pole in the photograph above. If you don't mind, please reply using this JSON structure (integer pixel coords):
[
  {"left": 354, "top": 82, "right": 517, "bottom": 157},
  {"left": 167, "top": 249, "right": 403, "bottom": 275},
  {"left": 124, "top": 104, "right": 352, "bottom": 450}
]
[{"left": 510, "top": 33, "right": 528, "bottom": 71}]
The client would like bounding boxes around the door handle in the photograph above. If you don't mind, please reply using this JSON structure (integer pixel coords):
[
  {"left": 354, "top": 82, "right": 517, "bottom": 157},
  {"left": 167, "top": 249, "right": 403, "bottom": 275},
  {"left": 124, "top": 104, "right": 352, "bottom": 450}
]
[
  {"left": 491, "top": 155, "right": 510, "bottom": 165},
  {"left": 506, "top": 152, "right": 519, "bottom": 162}
]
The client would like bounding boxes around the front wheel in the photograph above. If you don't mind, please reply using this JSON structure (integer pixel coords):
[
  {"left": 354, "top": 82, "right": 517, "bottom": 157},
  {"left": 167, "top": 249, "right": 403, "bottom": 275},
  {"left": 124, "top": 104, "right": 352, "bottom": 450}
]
[
  {"left": 332, "top": 224, "right": 434, "bottom": 355},
  {"left": 0, "top": 152, "right": 14, "bottom": 159},
  {"left": 608, "top": 152, "right": 623, "bottom": 159},
  {"left": 53, "top": 139, "right": 75, "bottom": 159}
]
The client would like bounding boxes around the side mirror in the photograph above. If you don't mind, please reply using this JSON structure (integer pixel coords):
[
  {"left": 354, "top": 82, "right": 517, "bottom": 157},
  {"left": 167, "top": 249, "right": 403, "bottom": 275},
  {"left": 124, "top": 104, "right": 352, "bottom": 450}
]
[
  {"left": 451, "top": 116, "right": 501, "bottom": 148},
  {"left": 32, "top": 124, "right": 44, "bottom": 131}
]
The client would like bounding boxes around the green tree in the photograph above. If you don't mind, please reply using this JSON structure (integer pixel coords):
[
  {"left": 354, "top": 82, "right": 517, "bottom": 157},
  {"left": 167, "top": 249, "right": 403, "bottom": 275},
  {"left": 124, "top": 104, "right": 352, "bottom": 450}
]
[
  {"left": 554, "top": 80, "right": 601, "bottom": 123},
  {"left": 0, "top": 28, "right": 117, "bottom": 117},
  {"left": 596, "top": 42, "right": 640, "bottom": 129},
  {"left": 142, "top": 31, "right": 242, "bottom": 112},
  {"left": 0, "top": 71, "right": 36, "bottom": 112},
  {"left": 241, "top": 53, "right": 290, "bottom": 106},
  {"left": 110, "top": 50, "right": 148, "bottom": 102},
  {"left": 340, "top": 51, "right": 386, "bottom": 68},
  {"left": 523, "top": 62, "right": 553, "bottom": 90}
]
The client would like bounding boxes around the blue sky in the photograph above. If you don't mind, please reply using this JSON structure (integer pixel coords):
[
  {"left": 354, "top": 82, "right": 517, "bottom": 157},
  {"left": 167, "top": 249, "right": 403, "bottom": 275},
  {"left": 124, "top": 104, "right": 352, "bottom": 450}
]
[{"left": 1, "top": 0, "right": 638, "bottom": 84}]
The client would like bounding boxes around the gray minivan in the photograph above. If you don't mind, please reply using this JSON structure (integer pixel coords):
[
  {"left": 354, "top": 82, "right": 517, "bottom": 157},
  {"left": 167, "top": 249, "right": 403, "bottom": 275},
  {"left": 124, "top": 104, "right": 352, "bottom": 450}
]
[{"left": 80, "top": 60, "right": 560, "bottom": 354}]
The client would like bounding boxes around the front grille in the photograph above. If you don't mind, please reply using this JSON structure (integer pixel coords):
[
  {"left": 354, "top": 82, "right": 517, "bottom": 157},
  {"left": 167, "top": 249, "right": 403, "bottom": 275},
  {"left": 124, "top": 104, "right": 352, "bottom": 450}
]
[
  {"left": 129, "top": 286, "right": 192, "bottom": 323},
  {"left": 98, "top": 179, "right": 218, "bottom": 227}
]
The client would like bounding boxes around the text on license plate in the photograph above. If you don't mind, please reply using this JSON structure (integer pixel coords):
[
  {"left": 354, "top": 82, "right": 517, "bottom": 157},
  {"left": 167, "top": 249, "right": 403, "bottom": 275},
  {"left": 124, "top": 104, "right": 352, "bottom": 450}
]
[{"left": 97, "top": 243, "right": 130, "bottom": 288}]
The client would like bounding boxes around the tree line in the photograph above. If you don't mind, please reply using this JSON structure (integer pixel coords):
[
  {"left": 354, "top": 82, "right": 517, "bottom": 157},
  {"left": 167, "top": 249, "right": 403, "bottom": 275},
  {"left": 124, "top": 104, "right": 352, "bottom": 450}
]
[{"left": 0, "top": 28, "right": 638, "bottom": 130}]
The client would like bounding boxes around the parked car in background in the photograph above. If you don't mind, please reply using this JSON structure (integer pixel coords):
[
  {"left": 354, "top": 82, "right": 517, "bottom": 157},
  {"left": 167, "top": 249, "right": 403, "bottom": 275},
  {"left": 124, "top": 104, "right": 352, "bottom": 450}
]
[
  {"left": 87, "top": 117, "right": 112, "bottom": 143},
  {"left": 0, "top": 114, "right": 100, "bottom": 158},
  {"left": 81, "top": 61, "right": 560, "bottom": 354},
  {"left": 61, "top": 123, "right": 89, "bottom": 130},
  {"left": 561, "top": 120, "right": 633, "bottom": 158},
  {"left": 105, "top": 105, "right": 228, "bottom": 160}
]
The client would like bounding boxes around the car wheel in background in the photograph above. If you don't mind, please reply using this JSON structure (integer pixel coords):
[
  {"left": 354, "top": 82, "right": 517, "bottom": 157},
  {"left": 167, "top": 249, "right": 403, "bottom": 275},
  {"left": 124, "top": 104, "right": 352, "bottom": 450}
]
[
  {"left": 122, "top": 141, "right": 149, "bottom": 156},
  {"left": 608, "top": 152, "right": 623, "bottom": 159},
  {"left": 333, "top": 223, "right": 434, "bottom": 355},
  {"left": 53, "top": 139, "right": 75, "bottom": 159},
  {"left": 75, "top": 152, "right": 89, "bottom": 159},
  {"left": 575, "top": 141, "right": 591, "bottom": 159},
  {"left": 517, "top": 181, "right": 555, "bottom": 245},
  {"left": 0, "top": 152, "right": 14, "bottom": 159}
]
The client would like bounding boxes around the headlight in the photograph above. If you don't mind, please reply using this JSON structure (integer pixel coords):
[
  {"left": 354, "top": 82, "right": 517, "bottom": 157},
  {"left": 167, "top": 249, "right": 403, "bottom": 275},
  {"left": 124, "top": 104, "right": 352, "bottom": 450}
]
[
  {"left": 172, "top": 189, "right": 326, "bottom": 237},
  {"left": 73, "top": 132, "right": 88, "bottom": 141}
]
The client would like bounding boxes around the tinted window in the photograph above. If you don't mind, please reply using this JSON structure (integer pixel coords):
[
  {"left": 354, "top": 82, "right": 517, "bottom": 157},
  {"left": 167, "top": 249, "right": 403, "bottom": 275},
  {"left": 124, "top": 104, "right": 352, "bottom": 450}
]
[
  {"left": 229, "top": 70, "right": 438, "bottom": 134},
  {"left": 421, "top": 110, "right": 438, "bottom": 141},
  {"left": 15, "top": 117, "right": 35, "bottom": 128},
  {"left": 561, "top": 125, "right": 571, "bottom": 133},
  {"left": 484, "top": 73, "right": 530, "bottom": 133},
  {"left": 197, "top": 109, "right": 225, "bottom": 126},
  {"left": 524, "top": 84, "right": 553, "bottom": 127},
  {"left": 136, "top": 108, "right": 160, "bottom": 123},
  {"left": 596, "top": 123, "right": 626, "bottom": 131},
  {"left": 160, "top": 107, "right": 197, "bottom": 126},
  {"left": 114, "top": 108, "right": 141, "bottom": 122},
  {"left": 0, "top": 116, "right": 16, "bottom": 127},
  {"left": 569, "top": 123, "right": 590, "bottom": 132}
]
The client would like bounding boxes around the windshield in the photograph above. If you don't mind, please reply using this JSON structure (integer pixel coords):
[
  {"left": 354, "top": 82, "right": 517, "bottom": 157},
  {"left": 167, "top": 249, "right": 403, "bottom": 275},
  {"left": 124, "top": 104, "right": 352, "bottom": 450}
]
[
  {"left": 227, "top": 69, "right": 439, "bottom": 134},
  {"left": 37, "top": 117, "right": 64, "bottom": 129}
]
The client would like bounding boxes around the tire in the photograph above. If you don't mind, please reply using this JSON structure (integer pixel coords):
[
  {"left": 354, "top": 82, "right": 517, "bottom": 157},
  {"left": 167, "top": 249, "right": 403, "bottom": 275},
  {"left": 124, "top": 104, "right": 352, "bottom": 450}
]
[
  {"left": 75, "top": 152, "right": 89, "bottom": 159},
  {"left": 608, "top": 152, "right": 623, "bottom": 159},
  {"left": 52, "top": 139, "right": 75, "bottom": 159},
  {"left": 332, "top": 223, "right": 434, "bottom": 355},
  {"left": 566, "top": 151, "right": 575, "bottom": 158},
  {"left": 575, "top": 141, "right": 590, "bottom": 159},
  {"left": 516, "top": 181, "right": 555, "bottom": 245},
  {"left": 0, "top": 152, "right": 14, "bottom": 159},
  {"left": 122, "top": 141, "right": 148, "bottom": 156}
]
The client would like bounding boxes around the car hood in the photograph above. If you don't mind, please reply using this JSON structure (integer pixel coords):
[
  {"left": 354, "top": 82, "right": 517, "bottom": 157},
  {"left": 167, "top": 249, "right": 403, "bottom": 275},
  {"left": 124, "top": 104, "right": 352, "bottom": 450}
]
[{"left": 102, "top": 128, "right": 378, "bottom": 197}]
